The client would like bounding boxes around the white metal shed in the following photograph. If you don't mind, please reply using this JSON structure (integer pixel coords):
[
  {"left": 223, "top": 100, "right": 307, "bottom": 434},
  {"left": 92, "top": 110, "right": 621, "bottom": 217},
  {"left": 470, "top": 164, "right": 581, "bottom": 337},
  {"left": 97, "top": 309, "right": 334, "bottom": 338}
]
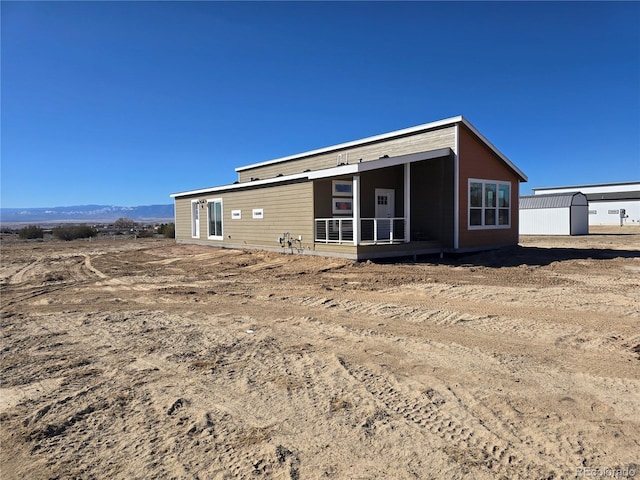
[
  {"left": 532, "top": 181, "right": 640, "bottom": 226},
  {"left": 519, "top": 192, "right": 589, "bottom": 235}
]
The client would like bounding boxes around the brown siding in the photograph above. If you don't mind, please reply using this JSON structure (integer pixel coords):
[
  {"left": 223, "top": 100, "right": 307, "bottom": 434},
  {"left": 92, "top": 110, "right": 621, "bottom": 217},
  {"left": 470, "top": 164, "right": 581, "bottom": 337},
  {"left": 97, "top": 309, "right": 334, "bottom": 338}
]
[
  {"left": 457, "top": 124, "right": 520, "bottom": 249},
  {"left": 360, "top": 166, "right": 404, "bottom": 218},
  {"left": 313, "top": 177, "right": 352, "bottom": 218},
  {"left": 237, "top": 126, "right": 456, "bottom": 182},
  {"left": 410, "top": 157, "right": 455, "bottom": 246}
]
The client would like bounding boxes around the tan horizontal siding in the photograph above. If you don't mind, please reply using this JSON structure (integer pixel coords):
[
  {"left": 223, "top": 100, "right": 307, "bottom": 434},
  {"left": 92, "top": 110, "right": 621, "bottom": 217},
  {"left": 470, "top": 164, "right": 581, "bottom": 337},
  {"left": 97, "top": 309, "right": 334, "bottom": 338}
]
[
  {"left": 238, "top": 126, "right": 456, "bottom": 182},
  {"left": 177, "top": 182, "right": 314, "bottom": 249},
  {"left": 313, "top": 243, "right": 358, "bottom": 255},
  {"left": 174, "top": 198, "right": 193, "bottom": 241},
  {"left": 225, "top": 183, "right": 313, "bottom": 246}
]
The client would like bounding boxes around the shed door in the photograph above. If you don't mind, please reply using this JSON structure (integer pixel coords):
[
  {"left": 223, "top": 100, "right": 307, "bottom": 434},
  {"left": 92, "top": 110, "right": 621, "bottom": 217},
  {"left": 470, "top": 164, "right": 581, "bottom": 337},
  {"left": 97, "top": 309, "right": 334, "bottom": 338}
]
[{"left": 375, "top": 188, "right": 395, "bottom": 240}]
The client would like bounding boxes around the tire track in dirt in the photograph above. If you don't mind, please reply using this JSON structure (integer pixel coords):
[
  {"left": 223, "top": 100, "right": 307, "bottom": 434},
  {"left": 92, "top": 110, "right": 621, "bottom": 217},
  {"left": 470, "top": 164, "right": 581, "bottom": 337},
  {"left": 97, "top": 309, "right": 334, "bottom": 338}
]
[
  {"left": 268, "top": 290, "right": 639, "bottom": 361},
  {"left": 337, "top": 358, "right": 559, "bottom": 479},
  {"left": 81, "top": 254, "right": 108, "bottom": 279},
  {"left": 7, "top": 256, "right": 44, "bottom": 285},
  {"left": 1, "top": 253, "right": 113, "bottom": 310}
]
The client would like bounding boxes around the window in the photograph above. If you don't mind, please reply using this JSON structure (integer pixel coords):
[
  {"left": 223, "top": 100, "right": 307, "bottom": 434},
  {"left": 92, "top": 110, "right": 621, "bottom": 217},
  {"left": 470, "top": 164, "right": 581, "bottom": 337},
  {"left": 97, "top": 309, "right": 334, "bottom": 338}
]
[
  {"left": 207, "top": 199, "right": 223, "bottom": 239},
  {"left": 468, "top": 180, "right": 511, "bottom": 229},
  {"left": 231, "top": 210, "right": 241, "bottom": 220},
  {"left": 332, "top": 199, "right": 353, "bottom": 214},
  {"left": 332, "top": 180, "right": 353, "bottom": 197},
  {"left": 252, "top": 208, "right": 264, "bottom": 219}
]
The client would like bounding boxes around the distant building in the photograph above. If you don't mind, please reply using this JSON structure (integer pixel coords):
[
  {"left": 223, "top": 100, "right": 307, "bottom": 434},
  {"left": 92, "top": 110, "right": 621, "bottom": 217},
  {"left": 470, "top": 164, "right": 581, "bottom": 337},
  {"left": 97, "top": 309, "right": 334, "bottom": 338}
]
[
  {"left": 532, "top": 182, "right": 640, "bottom": 226},
  {"left": 519, "top": 192, "right": 589, "bottom": 235}
]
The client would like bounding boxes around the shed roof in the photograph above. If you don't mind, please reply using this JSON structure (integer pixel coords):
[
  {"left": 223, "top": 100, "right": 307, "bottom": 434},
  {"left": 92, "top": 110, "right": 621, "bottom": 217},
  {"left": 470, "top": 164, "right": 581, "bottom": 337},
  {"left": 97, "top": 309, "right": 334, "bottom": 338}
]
[
  {"left": 234, "top": 116, "right": 527, "bottom": 182},
  {"left": 519, "top": 192, "right": 588, "bottom": 209}
]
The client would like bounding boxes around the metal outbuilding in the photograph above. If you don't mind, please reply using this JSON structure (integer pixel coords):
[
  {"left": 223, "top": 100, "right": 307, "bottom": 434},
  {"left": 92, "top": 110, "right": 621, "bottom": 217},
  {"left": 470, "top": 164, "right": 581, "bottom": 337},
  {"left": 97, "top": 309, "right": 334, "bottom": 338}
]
[
  {"left": 532, "top": 181, "right": 640, "bottom": 226},
  {"left": 519, "top": 192, "right": 589, "bottom": 235}
]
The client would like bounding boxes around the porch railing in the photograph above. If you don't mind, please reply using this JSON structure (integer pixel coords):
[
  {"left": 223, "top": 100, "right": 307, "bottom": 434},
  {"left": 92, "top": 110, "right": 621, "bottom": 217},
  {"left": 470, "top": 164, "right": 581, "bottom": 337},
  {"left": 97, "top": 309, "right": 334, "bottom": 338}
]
[
  {"left": 314, "top": 218, "right": 354, "bottom": 243},
  {"left": 360, "top": 217, "right": 406, "bottom": 243},
  {"left": 314, "top": 217, "right": 406, "bottom": 244}
]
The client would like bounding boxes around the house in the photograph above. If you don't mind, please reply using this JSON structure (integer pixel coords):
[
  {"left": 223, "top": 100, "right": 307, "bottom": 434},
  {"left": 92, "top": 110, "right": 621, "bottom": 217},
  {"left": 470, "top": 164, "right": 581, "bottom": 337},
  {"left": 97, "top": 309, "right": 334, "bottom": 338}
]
[
  {"left": 532, "top": 182, "right": 640, "bottom": 226},
  {"left": 519, "top": 192, "right": 589, "bottom": 235},
  {"left": 170, "top": 116, "right": 528, "bottom": 260}
]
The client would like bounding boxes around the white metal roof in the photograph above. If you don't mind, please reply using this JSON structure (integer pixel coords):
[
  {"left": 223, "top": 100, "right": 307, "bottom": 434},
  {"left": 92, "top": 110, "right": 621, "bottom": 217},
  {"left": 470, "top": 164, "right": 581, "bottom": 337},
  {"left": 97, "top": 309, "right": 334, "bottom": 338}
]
[{"left": 520, "top": 192, "right": 588, "bottom": 209}]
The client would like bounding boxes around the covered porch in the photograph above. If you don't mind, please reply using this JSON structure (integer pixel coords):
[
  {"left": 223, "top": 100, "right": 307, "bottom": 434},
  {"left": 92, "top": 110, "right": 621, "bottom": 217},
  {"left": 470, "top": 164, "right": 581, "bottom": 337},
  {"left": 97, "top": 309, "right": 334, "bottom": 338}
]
[{"left": 312, "top": 148, "right": 454, "bottom": 257}]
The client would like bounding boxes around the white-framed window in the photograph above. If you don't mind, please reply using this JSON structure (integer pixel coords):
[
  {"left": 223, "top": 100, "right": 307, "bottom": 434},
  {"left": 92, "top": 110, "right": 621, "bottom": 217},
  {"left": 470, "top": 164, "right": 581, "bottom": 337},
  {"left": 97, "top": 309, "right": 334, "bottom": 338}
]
[
  {"left": 207, "top": 198, "right": 223, "bottom": 240},
  {"left": 191, "top": 200, "right": 200, "bottom": 238},
  {"left": 252, "top": 208, "right": 264, "bottom": 219},
  {"left": 468, "top": 179, "right": 511, "bottom": 229},
  {"left": 332, "top": 198, "right": 353, "bottom": 214},
  {"left": 231, "top": 210, "right": 241, "bottom": 220},
  {"left": 332, "top": 180, "right": 353, "bottom": 197}
]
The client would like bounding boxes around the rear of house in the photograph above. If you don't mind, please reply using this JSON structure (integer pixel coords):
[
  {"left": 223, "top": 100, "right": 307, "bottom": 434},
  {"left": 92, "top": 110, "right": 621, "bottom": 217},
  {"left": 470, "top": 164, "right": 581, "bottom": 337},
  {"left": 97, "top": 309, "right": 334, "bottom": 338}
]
[{"left": 171, "top": 116, "right": 527, "bottom": 260}]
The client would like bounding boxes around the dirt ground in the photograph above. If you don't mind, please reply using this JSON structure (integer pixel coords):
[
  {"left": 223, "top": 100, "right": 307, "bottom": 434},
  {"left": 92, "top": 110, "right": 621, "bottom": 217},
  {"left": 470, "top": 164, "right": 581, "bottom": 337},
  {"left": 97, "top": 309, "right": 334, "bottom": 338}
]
[{"left": 1, "top": 228, "right": 639, "bottom": 479}]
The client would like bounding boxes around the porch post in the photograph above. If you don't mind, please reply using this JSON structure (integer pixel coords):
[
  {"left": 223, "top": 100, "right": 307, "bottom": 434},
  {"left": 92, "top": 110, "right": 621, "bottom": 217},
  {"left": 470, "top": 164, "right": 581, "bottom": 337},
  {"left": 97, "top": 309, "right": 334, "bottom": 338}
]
[
  {"left": 353, "top": 175, "right": 360, "bottom": 246},
  {"left": 404, "top": 163, "right": 410, "bottom": 243}
]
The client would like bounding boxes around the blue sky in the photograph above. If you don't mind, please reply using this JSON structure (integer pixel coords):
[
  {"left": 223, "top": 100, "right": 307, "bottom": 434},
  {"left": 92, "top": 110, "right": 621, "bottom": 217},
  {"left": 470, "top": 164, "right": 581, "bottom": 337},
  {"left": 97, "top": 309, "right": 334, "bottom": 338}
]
[{"left": 2, "top": 1, "right": 639, "bottom": 208}]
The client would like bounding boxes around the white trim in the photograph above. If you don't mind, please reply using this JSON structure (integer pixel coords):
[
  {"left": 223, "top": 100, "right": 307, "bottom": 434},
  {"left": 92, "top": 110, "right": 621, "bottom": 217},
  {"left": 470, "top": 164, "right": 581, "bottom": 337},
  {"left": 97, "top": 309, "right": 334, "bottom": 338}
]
[
  {"left": 191, "top": 199, "right": 200, "bottom": 239},
  {"left": 231, "top": 209, "right": 241, "bottom": 220},
  {"left": 207, "top": 198, "right": 224, "bottom": 240},
  {"left": 252, "top": 208, "right": 264, "bottom": 219},
  {"left": 353, "top": 175, "right": 360, "bottom": 246},
  {"left": 332, "top": 198, "right": 353, "bottom": 215},
  {"left": 459, "top": 118, "right": 528, "bottom": 182},
  {"left": 467, "top": 178, "right": 512, "bottom": 230},
  {"left": 404, "top": 163, "right": 410, "bottom": 243},
  {"left": 171, "top": 172, "right": 310, "bottom": 198},
  {"left": 235, "top": 116, "right": 464, "bottom": 172},
  {"left": 173, "top": 199, "right": 178, "bottom": 237},
  {"left": 453, "top": 125, "right": 459, "bottom": 249},
  {"left": 332, "top": 180, "right": 353, "bottom": 197}
]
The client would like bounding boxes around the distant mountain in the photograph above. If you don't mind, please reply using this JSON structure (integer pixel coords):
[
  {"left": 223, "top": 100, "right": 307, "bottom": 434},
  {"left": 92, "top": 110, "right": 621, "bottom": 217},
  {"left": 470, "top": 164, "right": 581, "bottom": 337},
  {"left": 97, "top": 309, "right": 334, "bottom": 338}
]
[{"left": 0, "top": 204, "right": 174, "bottom": 225}]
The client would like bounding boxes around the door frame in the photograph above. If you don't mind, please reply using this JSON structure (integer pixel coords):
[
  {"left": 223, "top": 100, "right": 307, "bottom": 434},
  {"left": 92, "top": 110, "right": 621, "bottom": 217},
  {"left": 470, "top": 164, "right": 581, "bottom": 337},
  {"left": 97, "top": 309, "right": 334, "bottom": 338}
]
[
  {"left": 191, "top": 200, "right": 200, "bottom": 238},
  {"left": 375, "top": 188, "right": 395, "bottom": 218}
]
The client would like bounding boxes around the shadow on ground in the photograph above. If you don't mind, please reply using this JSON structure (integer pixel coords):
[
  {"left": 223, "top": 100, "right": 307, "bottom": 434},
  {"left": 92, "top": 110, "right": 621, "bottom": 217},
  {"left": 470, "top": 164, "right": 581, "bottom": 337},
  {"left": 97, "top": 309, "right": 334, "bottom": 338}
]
[
  {"left": 382, "top": 245, "right": 640, "bottom": 268},
  {"left": 458, "top": 245, "right": 640, "bottom": 268}
]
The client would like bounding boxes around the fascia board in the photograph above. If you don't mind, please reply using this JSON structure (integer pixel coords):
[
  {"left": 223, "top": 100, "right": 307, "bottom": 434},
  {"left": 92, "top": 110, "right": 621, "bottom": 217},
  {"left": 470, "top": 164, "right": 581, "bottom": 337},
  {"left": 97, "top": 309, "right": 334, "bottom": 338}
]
[{"left": 170, "top": 171, "right": 310, "bottom": 198}]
